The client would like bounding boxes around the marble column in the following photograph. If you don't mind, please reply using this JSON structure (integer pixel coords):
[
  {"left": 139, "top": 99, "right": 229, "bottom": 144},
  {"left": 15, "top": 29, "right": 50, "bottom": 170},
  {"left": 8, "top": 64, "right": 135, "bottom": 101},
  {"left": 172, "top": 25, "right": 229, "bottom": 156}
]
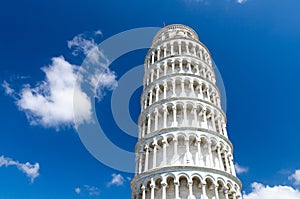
[
  {"left": 197, "top": 140, "right": 203, "bottom": 166},
  {"left": 181, "top": 80, "right": 185, "bottom": 96},
  {"left": 202, "top": 108, "right": 208, "bottom": 128},
  {"left": 154, "top": 109, "right": 158, "bottom": 131},
  {"left": 224, "top": 151, "right": 230, "bottom": 173},
  {"left": 163, "top": 82, "right": 167, "bottom": 99},
  {"left": 151, "top": 52, "right": 155, "bottom": 64},
  {"left": 157, "top": 48, "right": 161, "bottom": 61},
  {"left": 217, "top": 117, "right": 223, "bottom": 134},
  {"left": 138, "top": 151, "right": 143, "bottom": 174},
  {"left": 175, "top": 182, "right": 180, "bottom": 199},
  {"left": 141, "top": 185, "right": 146, "bottom": 199},
  {"left": 155, "top": 85, "right": 160, "bottom": 102},
  {"left": 188, "top": 182, "right": 194, "bottom": 198},
  {"left": 173, "top": 139, "right": 178, "bottom": 159},
  {"left": 161, "top": 182, "right": 167, "bottom": 199},
  {"left": 156, "top": 67, "right": 160, "bottom": 80},
  {"left": 193, "top": 107, "right": 198, "bottom": 126},
  {"left": 214, "top": 185, "right": 220, "bottom": 199},
  {"left": 163, "top": 105, "right": 168, "bottom": 128},
  {"left": 230, "top": 155, "right": 237, "bottom": 176},
  {"left": 217, "top": 146, "right": 224, "bottom": 170},
  {"left": 172, "top": 79, "right": 176, "bottom": 97},
  {"left": 211, "top": 113, "right": 216, "bottom": 131},
  {"left": 199, "top": 83, "right": 203, "bottom": 99},
  {"left": 144, "top": 145, "right": 149, "bottom": 171},
  {"left": 150, "top": 179, "right": 155, "bottom": 199},
  {"left": 152, "top": 142, "right": 157, "bottom": 169},
  {"left": 163, "top": 139, "right": 167, "bottom": 166},
  {"left": 183, "top": 104, "right": 187, "bottom": 125},
  {"left": 147, "top": 114, "right": 151, "bottom": 135},
  {"left": 224, "top": 190, "right": 229, "bottom": 199},
  {"left": 178, "top": 42, "right": 182, "bottom": 55},
  {"left": 149, "top": 90, "right": 153, "bottom": 105},
  {"left": 172, "top": 105, "right": 177, "bottom": 127},
  {"left": 208, "top": 142, "right": 214, "bottom": 168},
  {"left": 186, "top": 42, "right": 190, "bottom": 54},
  {"left": 190, "top": 80, "right": 195, "bottom": 97},
  {"left": 202, "top": 183, "right": 207, "bottom": 199}
]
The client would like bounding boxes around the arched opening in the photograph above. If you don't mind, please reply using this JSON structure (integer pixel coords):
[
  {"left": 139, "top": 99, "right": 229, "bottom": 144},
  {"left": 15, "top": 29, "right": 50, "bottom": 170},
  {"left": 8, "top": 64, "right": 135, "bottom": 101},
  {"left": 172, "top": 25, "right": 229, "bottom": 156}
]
[
  {"left": 216, "top": 180, "right": 226, "bottom": 199},
  {"left": 166, "top": 136, "right": 175, "bottom": 166},
  {"left": 145, "top": 180, "right": 151, "bottom": 199},
  {"left": 192, "top": 176, "right": 202, "bottom": 199},
  {"left": 205, "top": 178, "right": 215, "bottom": 199},
  {"left": 154, "top": 178, "right": 163, "bottom": 199},
  {"left": 177, "top": 135, "right": 186, "bottom": 165},
  {"left": 166, "top": 176, "right": 175, "bottom": 199},
  {"left": 179, "top": 176, "right": 189, "bottom": 199}
]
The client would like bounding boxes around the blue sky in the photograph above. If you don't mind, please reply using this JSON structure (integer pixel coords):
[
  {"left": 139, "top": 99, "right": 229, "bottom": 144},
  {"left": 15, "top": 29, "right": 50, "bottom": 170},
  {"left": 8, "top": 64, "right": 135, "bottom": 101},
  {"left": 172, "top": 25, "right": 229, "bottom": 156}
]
[{"left": 1, "top": 0, "right": 300, "bottom": 198}]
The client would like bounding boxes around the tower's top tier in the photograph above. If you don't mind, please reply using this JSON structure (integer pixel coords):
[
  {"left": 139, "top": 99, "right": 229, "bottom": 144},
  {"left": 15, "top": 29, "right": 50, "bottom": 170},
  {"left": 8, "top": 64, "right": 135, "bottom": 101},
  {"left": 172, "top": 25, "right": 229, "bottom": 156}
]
[{"left": 152, "top": 24, "right": 199, "bottom": 47}]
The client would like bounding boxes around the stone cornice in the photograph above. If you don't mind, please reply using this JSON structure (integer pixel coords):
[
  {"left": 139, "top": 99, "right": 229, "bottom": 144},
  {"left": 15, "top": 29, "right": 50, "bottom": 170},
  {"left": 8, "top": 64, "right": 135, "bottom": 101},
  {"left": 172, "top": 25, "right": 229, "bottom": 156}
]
[
  {"left": 141, "top": 72, "right": 220, "bottom": 104},
  {"left": 145, "top": 37, "right": 212, "bottom": 68},
  {"left": 131, "top": 166, "right": 242, "bottom": 189},
  {"left": 152, "top": 24, "right": 200, "bottom": 45},
  {"left": 138, "top": 96, "right": 227, "bottom": 125},
  {"left": 144, "top": 53, "right": 214, "bottom": 75},
  {"left": 135, "top": 127, "right": 233, "bottom": 152}
]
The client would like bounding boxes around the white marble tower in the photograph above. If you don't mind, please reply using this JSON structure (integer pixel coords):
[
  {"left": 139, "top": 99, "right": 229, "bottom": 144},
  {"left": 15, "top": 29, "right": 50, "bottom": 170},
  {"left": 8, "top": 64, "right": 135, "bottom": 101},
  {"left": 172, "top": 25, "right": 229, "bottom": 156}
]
[{"left": 131, "top": 24, "right": 242, "bottom": 199}]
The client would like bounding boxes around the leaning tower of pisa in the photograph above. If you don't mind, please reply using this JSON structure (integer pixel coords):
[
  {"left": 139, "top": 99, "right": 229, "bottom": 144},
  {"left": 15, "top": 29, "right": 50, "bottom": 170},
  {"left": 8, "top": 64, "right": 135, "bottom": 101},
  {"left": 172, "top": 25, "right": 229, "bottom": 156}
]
[{"left": 131, "top": 24, "right": 242, "bottom": 199}]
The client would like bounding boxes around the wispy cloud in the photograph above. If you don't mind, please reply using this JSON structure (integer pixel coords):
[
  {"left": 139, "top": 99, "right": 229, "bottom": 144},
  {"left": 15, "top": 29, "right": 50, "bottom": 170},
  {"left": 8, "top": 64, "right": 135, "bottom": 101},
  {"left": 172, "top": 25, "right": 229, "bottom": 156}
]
[
  {"left": 3, "top": 30, "right": 118, "bottom": 129},
  {"left": 84, "top": 185, "right": 100, "bottom": 196},
  {"left": 75, "top": 187, "right": 81, "bottom": 194},
  {"left": 75, "top": 185, "right": 100, "bottom": 196},
  {"left": 184, "top": 0, "right": 209, "bottom": 5},
  {"left": 75, "top": 174, "right": 129, "bottom": 196},
  {"left": 107, "top": 173, "right": 125, "bottom": 187},
  {"left": 94, "top": 30, "right": 102, "bottom": 36},
  {"left": 68, "top": 31, "right": 108, "bottom": 68},
  {"left": 0, "top": 155, "right": 40, "bottom": 183},
  {"left": 235, "top": 163, "right": 248, "bottom": 174},
  {"left": 2, "top": 81, "right": 15, "bottom": 96},
  {"left": 68, "top": 31, "right": 117, "bottom": 101},
  {"left": 183, "top": 0, "right": 248, "bottom": 5},
  {"left": 236, "top": 0, "right": 247, "bottom": 4}
]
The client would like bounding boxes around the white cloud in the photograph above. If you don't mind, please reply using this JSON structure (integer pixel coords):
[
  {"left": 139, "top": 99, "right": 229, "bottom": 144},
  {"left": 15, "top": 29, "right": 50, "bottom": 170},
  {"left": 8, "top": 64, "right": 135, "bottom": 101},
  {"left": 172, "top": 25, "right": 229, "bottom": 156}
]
[
  {"left": 68, "top": 31, "right": 118, "bottom": 100},
  {"left": 0, "top": 155, "right": 40, "bottom": 183},
  {"left": 75, "top": 185, "right": 100, "bottom": 196},
  {"left": 94, "top": 30, "right": 102, "bottom": 36},
  {"left": 184, "top": 0, "right": 247, "bottom": 5},
  {"left": 16, "top": 56, "right": 92, "bottom": 129},
  {"left": 68, "top": 31, "right": 109, "bottom": 68},
  {"left": 235, "top": 163, "right": 248, "bottom": 174},
  {"left": 2, "top": 80, "right": 15, "bottom": 96},
  {"left": 289, "top": 169, "right": 300, "bottom": 185},
  {"left": 84, "top": 185, "right": 100, "bottom": 196},
  {"left": 243, "top": 182, "right": 300, "bottom": 199},
  {"left": 4, "top": 30, "right": 118, "bottom": 129},
  {"left": 184, "top": 0, "right": 209, "bottom": 4},
  {"left": 94, "top": 69, "right": 117, "bottom": 100},
  {"left": 237, "top": 0, "right": 247, "bottom": 4},
  {"left": 107, "top": 173, "right": 125, "bottom": 187},
  {"left": 75, "top": 187, "right": 81, "bottom": 194}
]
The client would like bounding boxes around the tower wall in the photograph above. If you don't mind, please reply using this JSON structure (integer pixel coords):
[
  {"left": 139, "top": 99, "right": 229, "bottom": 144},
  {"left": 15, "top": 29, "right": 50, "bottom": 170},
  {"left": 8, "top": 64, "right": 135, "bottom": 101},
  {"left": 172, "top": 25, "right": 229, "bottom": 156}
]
[{"left": 131, "top": 24, "right": 242, "bottom": 199}]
